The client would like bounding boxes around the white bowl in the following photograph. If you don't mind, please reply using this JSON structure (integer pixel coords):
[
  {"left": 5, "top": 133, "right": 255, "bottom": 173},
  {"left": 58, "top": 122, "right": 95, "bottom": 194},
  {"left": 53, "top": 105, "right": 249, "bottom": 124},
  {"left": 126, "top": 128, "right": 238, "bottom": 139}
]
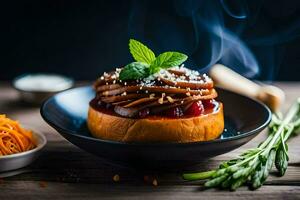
[
  {"left": 0, "top": 131, "right": 47, "bottom": 172},
  {"left": 13, "top": 73, "right": 74, "bottom": 105}
]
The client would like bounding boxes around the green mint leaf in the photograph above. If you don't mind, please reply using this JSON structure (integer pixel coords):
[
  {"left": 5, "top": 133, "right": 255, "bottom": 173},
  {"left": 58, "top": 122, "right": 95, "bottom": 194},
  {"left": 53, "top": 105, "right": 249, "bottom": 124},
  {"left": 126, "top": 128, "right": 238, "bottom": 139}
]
[
  {"left": 151, "top": 52, "right": 188, "bottom": 69},
  {"left": 149, "top": 65, "right": 161, "bottom": 74},
  {"left": 119, "top": 62, "right": 149, "bottom": 80},
  {"left": 129, "top": 39, "right": 156, "bottom": 64}
]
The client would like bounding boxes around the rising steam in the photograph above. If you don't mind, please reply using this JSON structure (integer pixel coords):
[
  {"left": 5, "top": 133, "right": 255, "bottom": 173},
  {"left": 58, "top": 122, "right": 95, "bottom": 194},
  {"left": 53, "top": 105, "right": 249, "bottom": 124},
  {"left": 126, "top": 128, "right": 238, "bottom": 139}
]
[{"left": 128, "top": 0, "right": 300, "bottom": 79}]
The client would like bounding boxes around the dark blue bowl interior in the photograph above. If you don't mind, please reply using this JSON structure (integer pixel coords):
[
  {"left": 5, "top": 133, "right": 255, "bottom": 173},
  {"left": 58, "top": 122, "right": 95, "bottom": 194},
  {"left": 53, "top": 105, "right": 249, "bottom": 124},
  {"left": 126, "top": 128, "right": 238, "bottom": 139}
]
[{"left": 41, "top": 86, "right": 271, "bottom": 169}]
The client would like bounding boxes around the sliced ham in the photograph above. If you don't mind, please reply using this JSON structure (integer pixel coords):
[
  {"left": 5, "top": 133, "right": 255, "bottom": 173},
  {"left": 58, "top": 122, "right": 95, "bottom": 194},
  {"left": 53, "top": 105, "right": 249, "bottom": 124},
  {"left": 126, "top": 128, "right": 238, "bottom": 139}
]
[
  {"left": 96, "top": 84, "right": 122, "bottom": 92},
  {"left": 94, "top": 72, "right": 118, "bottom": 88},
  {"left": 101, "top": 86, "right": 140, "bottom": 96},
  {"left": 114, "top": 106, "right": 139, "bottom": 118},
  {"left": 122, "top": 97, "right": 159, "bottom": 108},
  {"left": 101, "top": 93, "right": 149, "bottom": 103},
  {"left": 112, "top": 100, "right": 133, "bottom": 106},
  {"left": 99, "top": 85, "right": 211, "bottom": 97},
  {"left": 159, "top": 76, "right": 213, "bottom": 89},
  {"left": 111, "top": 90, "right": 218, "bottom": 117},
  {"left": 167, "top": 69, "right": 186, "bottom": 76},
  {"left": 94, "top": 66, "right": 217, "bottom": 118}
]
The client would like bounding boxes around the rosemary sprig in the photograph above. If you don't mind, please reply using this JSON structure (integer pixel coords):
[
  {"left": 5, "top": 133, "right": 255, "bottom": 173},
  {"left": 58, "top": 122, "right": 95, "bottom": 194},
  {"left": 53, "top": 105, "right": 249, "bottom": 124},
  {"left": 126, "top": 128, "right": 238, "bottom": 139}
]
[{"left": 183, "top": 98, "right": 300, "bottom": 191}]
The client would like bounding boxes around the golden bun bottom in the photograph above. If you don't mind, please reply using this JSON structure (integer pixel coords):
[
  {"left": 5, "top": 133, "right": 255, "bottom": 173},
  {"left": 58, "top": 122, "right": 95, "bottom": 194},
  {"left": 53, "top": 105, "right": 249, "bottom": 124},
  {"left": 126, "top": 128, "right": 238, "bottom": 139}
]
[{"left": 87, "top": 103, "right": 224, "bottom": 143}]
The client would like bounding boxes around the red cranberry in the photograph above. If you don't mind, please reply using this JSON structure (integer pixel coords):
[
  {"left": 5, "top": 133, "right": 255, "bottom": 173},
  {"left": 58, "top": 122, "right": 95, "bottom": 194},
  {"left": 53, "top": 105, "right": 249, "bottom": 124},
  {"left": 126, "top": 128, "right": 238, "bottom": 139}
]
[
  {"left": 165, "top": 107, "right": 183, "bottom": 118},
  {"left": 185, "top": 101, "right": 204, "bottom": 116},
  {"left": 138, "top": 108, "right": 150, "bottom": 118},
  {"left": 202, "top": 99, "right": 215, "bottom": 109}
]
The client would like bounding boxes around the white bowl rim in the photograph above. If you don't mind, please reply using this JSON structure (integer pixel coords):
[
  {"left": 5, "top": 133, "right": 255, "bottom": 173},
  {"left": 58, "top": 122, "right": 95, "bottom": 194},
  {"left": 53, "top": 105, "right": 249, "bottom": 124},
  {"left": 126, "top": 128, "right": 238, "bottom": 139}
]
[
  {"left": 12, "top": 73, "right": 74, "bottom": 93},
  {"left": 0, "top": 130, "right": 47, "bottom": 160}
]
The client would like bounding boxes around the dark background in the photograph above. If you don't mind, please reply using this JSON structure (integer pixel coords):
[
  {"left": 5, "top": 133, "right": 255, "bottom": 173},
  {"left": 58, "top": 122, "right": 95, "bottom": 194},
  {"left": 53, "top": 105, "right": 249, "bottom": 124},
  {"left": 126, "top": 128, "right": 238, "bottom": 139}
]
[{"left": 1, "top": 0, "right": 300, "bottom": 81}]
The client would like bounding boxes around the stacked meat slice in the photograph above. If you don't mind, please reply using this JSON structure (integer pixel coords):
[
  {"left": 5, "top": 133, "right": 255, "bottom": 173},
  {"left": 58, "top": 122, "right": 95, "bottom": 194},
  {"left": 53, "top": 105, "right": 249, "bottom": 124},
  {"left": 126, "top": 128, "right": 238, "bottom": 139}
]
[{"left": 93, "top": 66, "right": 217, "bottom": 118}]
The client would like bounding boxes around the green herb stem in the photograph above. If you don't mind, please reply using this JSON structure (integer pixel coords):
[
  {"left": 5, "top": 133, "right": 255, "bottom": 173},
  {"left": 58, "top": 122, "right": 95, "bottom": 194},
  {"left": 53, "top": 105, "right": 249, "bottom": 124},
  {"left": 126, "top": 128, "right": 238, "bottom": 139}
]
[
  {"left": 182, "top": 98, "right": 300, "bottom": 191},
  {"left": 264, "top": 100, "right": 300, "bottom": 153},
  {"left": 183, "top": 170, "right": 216, "bottom": 181}
]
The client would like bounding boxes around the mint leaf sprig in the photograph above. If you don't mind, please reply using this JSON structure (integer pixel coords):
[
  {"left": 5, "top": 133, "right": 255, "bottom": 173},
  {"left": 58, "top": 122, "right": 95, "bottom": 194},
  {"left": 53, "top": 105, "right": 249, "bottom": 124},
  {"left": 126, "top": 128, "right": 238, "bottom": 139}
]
[
  {"left": 128, "top": 39, "right": 156, "bottom": 64},
  {"left": 183, "top": 98, "right": 300, "bottom": 191},
  {"left": 119, "top": 39, "right": 188, "bottom": 80}
]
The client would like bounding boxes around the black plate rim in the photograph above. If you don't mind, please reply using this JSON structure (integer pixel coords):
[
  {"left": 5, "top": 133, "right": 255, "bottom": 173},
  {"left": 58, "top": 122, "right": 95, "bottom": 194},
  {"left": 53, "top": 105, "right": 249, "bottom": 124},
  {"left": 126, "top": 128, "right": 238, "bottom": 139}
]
[{"left": 40, "top": 86, "right": 272, "bottom": 147}]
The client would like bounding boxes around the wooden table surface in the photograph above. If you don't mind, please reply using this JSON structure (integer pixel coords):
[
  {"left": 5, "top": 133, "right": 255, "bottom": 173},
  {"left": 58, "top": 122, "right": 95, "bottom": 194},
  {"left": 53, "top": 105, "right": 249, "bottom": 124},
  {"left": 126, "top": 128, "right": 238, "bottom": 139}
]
[{"left": 0, "top": 82, "right": 300, "bottom": 199}]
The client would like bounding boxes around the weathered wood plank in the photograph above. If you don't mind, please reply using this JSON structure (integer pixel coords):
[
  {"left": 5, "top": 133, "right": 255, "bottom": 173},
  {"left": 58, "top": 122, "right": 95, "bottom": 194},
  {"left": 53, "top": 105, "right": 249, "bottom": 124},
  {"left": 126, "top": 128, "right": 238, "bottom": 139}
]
[
  {"left": 1, "top": 139, "right": 299, "bottom": 186},
  {"left": 0, "top": 181, "right": 300, "bottom": 200}
]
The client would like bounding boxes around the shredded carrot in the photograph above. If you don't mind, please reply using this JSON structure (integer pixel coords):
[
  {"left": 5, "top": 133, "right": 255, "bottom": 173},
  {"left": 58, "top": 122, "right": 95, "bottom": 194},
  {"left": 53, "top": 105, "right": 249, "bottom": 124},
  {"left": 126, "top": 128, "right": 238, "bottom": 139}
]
[{"left": 0, "top": 115, "right": 36, "bottom": 156}]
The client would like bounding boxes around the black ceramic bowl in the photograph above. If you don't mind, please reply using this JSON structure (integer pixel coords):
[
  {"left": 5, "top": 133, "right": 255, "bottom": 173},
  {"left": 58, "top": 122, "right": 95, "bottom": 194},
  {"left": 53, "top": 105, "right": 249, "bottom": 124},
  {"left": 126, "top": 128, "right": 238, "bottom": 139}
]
[{"left": 41, "top": 86, "right": 271, "bottom": 169}]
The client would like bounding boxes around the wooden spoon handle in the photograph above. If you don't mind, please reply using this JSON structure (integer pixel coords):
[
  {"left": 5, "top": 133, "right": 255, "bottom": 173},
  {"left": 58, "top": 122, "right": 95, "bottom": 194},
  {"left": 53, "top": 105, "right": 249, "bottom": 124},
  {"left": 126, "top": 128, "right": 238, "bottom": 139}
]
[
  {"left": 209, "top": 64, "right": 260, "bottom": 98},
  {"left": 209, "top": 64, "right": 285, "bottom": 112}
]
